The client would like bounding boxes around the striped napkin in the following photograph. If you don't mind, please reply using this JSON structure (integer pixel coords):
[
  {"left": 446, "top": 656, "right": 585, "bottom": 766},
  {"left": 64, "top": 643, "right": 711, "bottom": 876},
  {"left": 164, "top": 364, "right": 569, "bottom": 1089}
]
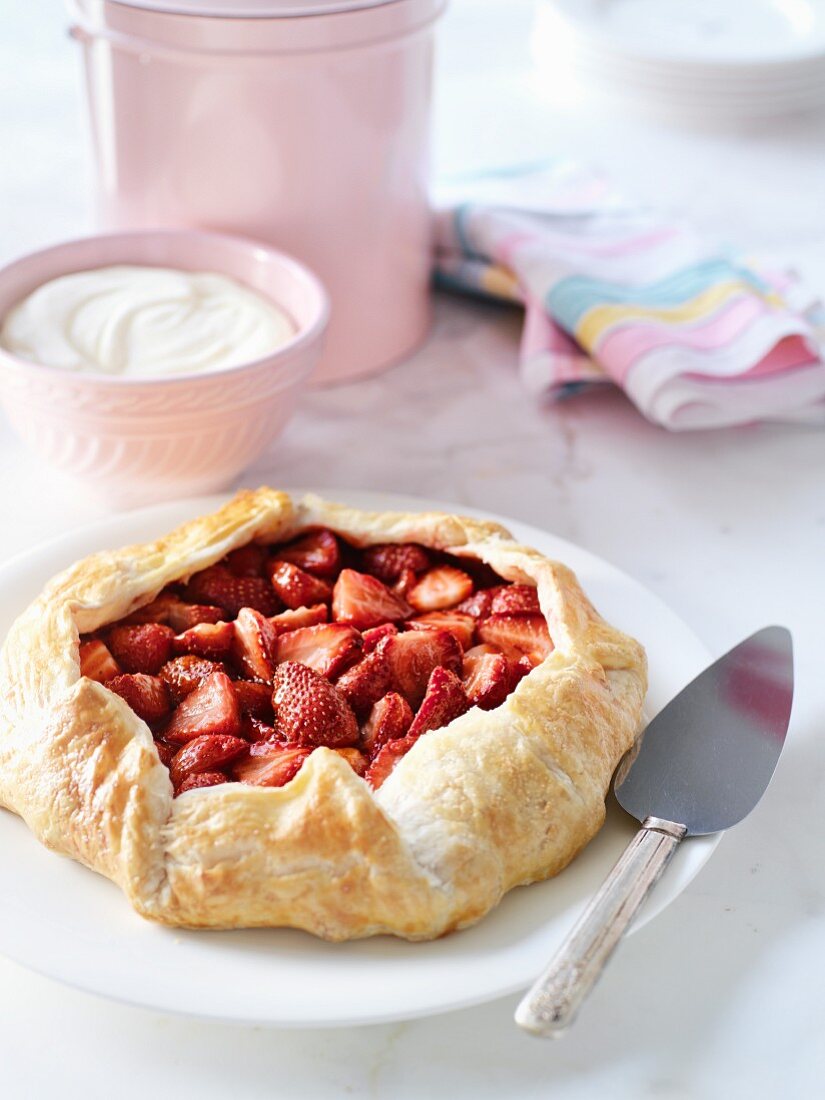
[{"left": 434, "top": 163, "right": 825, "bottom": 429}]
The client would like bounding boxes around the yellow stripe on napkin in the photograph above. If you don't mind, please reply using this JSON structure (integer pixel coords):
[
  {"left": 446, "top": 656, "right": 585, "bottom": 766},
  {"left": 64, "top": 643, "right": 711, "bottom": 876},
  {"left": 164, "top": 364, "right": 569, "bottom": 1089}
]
[{"left": 576, "top": 280, "right": 784, "bottom": 348}]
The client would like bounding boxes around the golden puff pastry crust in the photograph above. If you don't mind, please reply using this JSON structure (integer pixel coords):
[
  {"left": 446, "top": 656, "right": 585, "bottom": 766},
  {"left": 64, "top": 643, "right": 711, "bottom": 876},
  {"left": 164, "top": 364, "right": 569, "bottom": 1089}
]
[{"left": 0, "top": 488, "right": 647, "bottom": 940}]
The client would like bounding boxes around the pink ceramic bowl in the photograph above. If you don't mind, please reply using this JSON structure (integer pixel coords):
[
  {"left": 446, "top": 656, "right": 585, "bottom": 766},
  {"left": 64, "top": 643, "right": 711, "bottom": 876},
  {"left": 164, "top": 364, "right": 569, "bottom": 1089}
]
[{"left": 0, "top": 230, "right": 328, "bottom": 506}]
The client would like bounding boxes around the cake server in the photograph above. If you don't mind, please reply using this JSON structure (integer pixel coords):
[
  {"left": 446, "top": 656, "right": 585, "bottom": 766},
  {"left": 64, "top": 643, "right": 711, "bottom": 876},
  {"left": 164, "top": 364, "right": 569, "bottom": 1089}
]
[{"left": 515, "top": 625, "right": 794, "bottom": 1038}]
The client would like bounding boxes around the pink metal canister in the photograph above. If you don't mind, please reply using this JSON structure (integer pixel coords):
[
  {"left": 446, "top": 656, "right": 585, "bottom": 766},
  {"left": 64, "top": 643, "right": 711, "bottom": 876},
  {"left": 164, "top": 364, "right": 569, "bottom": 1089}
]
[{"left": 69, "top": 0, "right": 446, "bottom": 384}]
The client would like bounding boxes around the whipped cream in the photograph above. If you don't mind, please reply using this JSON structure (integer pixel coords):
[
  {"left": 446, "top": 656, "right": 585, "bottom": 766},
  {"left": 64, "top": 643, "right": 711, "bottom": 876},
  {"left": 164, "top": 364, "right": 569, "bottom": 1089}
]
[{"left": 0, "top": 265, "right": 296, "bottom": 377}]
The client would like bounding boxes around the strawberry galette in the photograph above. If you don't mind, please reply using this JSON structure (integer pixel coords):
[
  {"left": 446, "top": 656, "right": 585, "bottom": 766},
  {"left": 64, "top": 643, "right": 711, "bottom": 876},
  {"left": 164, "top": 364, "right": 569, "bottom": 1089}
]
[{"left": 0, "top": 490, "right": 646, "bottom": 940}]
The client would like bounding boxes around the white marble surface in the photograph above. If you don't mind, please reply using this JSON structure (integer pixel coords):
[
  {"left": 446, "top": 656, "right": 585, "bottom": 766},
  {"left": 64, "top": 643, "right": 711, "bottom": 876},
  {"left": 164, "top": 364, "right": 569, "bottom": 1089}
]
[{"left": 1, "top": 1, "right": 824, "bottom": 1096}]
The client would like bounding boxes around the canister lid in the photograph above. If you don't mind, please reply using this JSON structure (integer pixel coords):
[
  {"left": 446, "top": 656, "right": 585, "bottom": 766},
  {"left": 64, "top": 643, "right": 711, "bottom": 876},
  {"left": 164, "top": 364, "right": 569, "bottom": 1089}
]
[{"left": 109, "top": 0, "right": 400, "bottom": 15}]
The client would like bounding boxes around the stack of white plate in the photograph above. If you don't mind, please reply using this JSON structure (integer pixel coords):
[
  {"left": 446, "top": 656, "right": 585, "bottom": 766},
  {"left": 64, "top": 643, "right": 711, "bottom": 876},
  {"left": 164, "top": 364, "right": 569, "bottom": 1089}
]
[{"left": 532, "top": 0, "right": 825, "bottom": 123}]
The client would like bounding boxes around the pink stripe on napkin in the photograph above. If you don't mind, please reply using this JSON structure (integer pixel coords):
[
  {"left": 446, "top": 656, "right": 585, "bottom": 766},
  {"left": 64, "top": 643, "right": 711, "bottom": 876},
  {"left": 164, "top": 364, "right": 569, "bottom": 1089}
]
[{"left": 599, "top": 295, "right": 783, "bottom": 384}]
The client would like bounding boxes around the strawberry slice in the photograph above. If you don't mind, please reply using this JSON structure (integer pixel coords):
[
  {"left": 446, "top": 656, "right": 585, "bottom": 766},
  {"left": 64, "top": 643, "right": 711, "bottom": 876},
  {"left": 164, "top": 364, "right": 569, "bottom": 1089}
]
[
  {"left": 271, "top": 662, "right": 359, "bottom": 747},
  {"left": 408, "top": 666, "right": 469, "bottom": 738},
  {"left": 333, "top": 747, "right": 368, "bottom": 776},
  {"left": 407, "top": 610, "right": 476, "bottom": 650},
  {"left": 224, "top": 544, "right": 268, "bottom": 578},
  {"left": 490, "top": 584, "right": 540, "bottom": 616},
  {"left": 392, "top": 568, "right": 419, "bottom": 601},
  {"left": 125, "top": 592, "right": 224, "bottom": 632},
  {"left": 463, "top": 642, "right": 502, "bottom": 658},
  {"left": 334, "top": 648, "right": 391, "bottom": 717},
  {"left": 108, "top": 623, "right": 175, "bottom": 675},
  {"left": 273, "top": 622, "right": 362, "bottom": 679},
  {"left": 232, "top": 607, "right": 278, "bottom": 680},
  {"left": 456, "top": 589, "right": 496, "bottom": 619},
  {"left": 185, "top": 565, "right": 280, "bottom": 617},
  {"left": 160, "top": 655, "right": 224, "bottom": 703},
  {"left": 462, "top": 650, "right": 513, "bottom": 711},
  {"left": 233, "top": 740, "right": 312, "bottom": 787},
  {"left": 173, "top": 620, "right": 235, "bottom": 660},
  {"left": 177, "top": 771, "right": 227, "bottom": 794},
  {"left": 365, "top": 734, "right": 418, "bottom": 790},
  {"left": 79, "top": 638, "right": 121, "bottom": 683},
  {"left": 267, "top": 560, "right": 333, "bottom": 610},
  {"left": 407, "top": 565, "right": 474, "bottom": 613},
  {"left": 477, "top": 614, "right": 553, "bottom": 663},
  {"left": 153, "top": 738, "right": 176, "bottom": 768},
  {"left": 164, "top": 671, "right": 242, "bottom": 744},
  {"left": 169, "top": 733, "right": 248, "bottom": 789},
  {"left": 377, "top": 628, "right": 462, "bottom": 707},
  {"left": 232, "top": 680, "right": 274, "bottom": 721},
  {"left": 361, "top": 692, "right": 413, "bottom": 756},
  {"left": 165, "top": 601, "right": 224, "bottom": 631},
  {"left": 106, "top": 673, "right": 171, "bottom": 723},
  {"left": 361, "top": 543, "right": 431, "bottom": 583},
  {"left": 241, "top": 715, "right": 277, "bottom": 742},
  {"left": 268, "top": 604, "right": 329, "bottom": 633},
  {"left": 273, "top": 528, "right": 341, "bottom": 577},
  {"left": 332, "top": 569, "right": 412, "bottom": 629},
  {"left": 362, "top": 622, "right": 398, "bottom": 653}
]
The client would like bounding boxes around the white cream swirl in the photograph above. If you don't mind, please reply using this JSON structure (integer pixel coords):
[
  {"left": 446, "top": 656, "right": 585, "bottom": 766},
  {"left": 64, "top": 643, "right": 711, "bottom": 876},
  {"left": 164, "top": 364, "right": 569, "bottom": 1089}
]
[{"left": 0, "top": 265, "right": 296, "bottom": 377}]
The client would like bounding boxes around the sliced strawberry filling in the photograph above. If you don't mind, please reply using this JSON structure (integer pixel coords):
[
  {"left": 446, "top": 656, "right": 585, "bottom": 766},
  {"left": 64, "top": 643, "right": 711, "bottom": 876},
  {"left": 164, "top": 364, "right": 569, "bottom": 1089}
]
[
  {"left": 273, "top": 528, "right": 341, "bottom": 577},
  {"left": 407, "top": 565, "right": 474, "bottom": 613},
  {"left": 184, "top": 565, "right": 280, "bottom": 618},
  {"left": 164, "top": 671, "right": 241, "bottom": 744},
  {"left": 232, "top": 607, "right": 278, "bottom": 680},
  {"left": 178, "top": 771, "right": 229, "bottom": 794},
  {"left": 234, "top": 741, "right": 312, "bottom": 787},
  {"left": 376, "top": 628, "right": 462, "bottom": 707},
  {"left": 408, "top": 666, "right": 469, "bottom": 738},
  {"left": 269, "top": 603, "right": 328, "bottom": 632},
  {"left": 332, "top": 569, "right": 412, "bottom": 629},
  {"left": 173, "top": 620, "right": 235, "bottom": 660},
  {"left": 268, "top": 560, "right": 333, "bottom": 610},
  {"left": 169, "top": 733, "right": 248, "bottom": 790},
  {"left": 477, "top": 614, "right": 554, "bottom": 664},
  {"left": 160, "top": 655, "right": 225, "bottom": 703},
  {"left": 335, "top": 648, "right": 391, "bottom": 718},
  {"left": 361, "top": 622, "right": 398, "bottom": 653},
  {"left": 232, "top": 680, "right": 274, "bottom": 721},
  {"left": 79, "top": 638, "right": 121, "bottom": 684},
  {"left": 273, "top": 622, "right": 361, "bottom": 679},
  {"left": 79, "top": 528, "right": 552, "bottom": 795},
  {"left": 224, "top": 543, "right": 268, "bottom": 578},
  {"left": 124, "top": 592, "right": 224, "bottom": 632},
  {"left": 407, "top": 610, "right": 476, "bottom": 650},
  {"left": 365, "top": 735, "right": 419, "bottom": 791},
  {"left": 361, "top": 691, "right": 413, "bottom": 756},
  {"left": 362, "top": 542, "right": 431, "bottom": 583},
  {"left": 108, "top": 673, "right": 171, "bottom": 723},
  {"left": 271, "top": 661, "right": 359, "bottom": 747},
  {"left": 108, "top": 623, "right": 175, "bottom": 675},
  {"left": 462, "top": 647, "right": 524, "bottom": 711}
]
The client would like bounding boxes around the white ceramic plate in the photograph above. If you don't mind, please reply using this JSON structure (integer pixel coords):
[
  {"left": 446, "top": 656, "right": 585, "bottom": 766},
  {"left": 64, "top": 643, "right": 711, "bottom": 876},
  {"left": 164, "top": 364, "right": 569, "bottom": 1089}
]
[
  {"left": 550, "top": 0, "right": 825, "bottom": 66},
  {"left": 537, "top": 0, "right": 825, "bottom": 121},
  {"left": 0, "top": 489, "right": 720, "bottom": 1027}
]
